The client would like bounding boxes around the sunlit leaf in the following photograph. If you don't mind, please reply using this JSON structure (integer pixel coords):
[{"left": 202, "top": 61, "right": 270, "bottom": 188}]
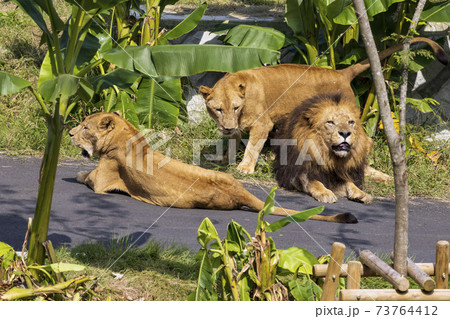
[
  {"left": 0, "top": 242, "right": 14, "bottom": 257},
  {"left": 160, "top": 3, "right": 207, "bottom": 41},
  {"left": 278, "top": 247, "right": 320, "bottom": 275},
  {"left": 223, "top": 25, "right": 285, "bottom": 51},
  {"left": 0, "top": 72, "right": 31, "bottom": 95}
]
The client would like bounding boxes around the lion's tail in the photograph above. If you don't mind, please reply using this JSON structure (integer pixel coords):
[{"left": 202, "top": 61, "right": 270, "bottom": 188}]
[
  {"left": 339, "top": 37, "right": 448, "bottom": 82},
  {"left": 240, "top": 191, "right": 358, "bottom": 224}
]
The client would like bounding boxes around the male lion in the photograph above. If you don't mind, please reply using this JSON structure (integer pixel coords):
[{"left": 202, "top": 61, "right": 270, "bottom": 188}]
[
  {"left": 69, "top": 112, "right": 357, "bottom": 223},
  {"left": 273, "top": 93, "right": 372, "bottom": 204},
  {"left": 200, "top": 37, "right": 447, "bottom": 174}
]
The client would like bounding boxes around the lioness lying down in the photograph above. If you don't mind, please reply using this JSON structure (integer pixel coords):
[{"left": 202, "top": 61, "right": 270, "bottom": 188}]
[
  {"left": 69, "top": 112, "right": 357, "bottom": 223},
  {"left": 200, "top": 37, "right": 447, "bottom": 174}
]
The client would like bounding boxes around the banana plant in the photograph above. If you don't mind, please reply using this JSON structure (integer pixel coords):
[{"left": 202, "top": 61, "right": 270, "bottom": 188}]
[
  {"left": 98, "top": 2, "right": 283, "bottom": 129},
  {"left": 0, "top": 0, "right": 284, "bottom": 268},
  {"left": 188, "top": 187, "right": 325, "bottom": 301},
  {"left": 0, "top": 0, "right": 128, "bottom": 268}
]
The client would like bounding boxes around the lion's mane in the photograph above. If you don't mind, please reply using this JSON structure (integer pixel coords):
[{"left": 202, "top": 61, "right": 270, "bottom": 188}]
[{"left": 273, "top": 93, "right": 372, "bottom": 193}]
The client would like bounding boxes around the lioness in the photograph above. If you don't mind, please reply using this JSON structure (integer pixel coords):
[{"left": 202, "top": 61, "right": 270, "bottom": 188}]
[
  {"left": 200, "top": 37, "right": 447, "bottom": 174},
  {"left": 69, "top": 112, "right": 357, "bottom": 223},
  {"left": 273, "top": 93, "right": 372, "bottom": 203}
]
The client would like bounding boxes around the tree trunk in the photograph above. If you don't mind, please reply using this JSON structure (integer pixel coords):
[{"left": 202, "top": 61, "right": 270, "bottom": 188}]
[{"left": 352, "top": 0, "right": 409, "bottom": 276}]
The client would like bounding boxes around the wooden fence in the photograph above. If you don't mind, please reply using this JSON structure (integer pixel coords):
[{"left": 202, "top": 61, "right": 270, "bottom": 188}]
[{"left": 314, "top": 241, "right": 450, "bottom": 301}]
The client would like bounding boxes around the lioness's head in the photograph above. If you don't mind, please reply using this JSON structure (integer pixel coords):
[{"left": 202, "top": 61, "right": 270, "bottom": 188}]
[
  {"left": 301, "top": 94, "right": 365, "bottom": 158},
  {"left": 199, "top": 75, "right": 246, "bottom": 136},
  {"left": 69, "top": 111, "right": 125, "bottom": 158}
]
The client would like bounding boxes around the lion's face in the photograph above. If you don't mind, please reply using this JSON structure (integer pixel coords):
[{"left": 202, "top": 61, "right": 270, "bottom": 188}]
[
  {"left": 308, "top": 100, "right": 361, "bottom": 158},
  {"left": 69, "top": 113, "right": 119, "bottom": 158},
  {"left": 199, "top": 80, "right": 245, "bottom": 137}
]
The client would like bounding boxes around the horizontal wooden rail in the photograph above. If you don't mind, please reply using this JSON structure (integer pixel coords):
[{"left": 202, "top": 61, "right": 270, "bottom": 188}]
[
  {"left": 313, "top": 263, "right": 450, "bottom": 278},
  {"left": 340, "top": 289, "right": 450, "bottom": 301}
]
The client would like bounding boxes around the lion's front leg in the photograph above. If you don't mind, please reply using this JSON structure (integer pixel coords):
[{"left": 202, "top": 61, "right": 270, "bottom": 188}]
[
  {"left": 76, "top": 171, "right": 91, "bottom": 184},
  {"left": 237, "top": 122, "right": 273, "bottom": 174},
  {"left": 76, "top": 169, "right": 102, "bottom": 192},
  {"left": 223, "top": 132, "right": 241, "bottom": 165},
  {"left": 344, "top": 182, "right": 373, "bottom": 204},
  {"left": 76, "top": 165, "right": 127, "bottom": 194}
]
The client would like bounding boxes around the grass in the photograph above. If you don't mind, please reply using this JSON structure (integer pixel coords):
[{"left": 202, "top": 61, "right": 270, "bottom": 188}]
[
  {"left": 365, "top": 128, "right": 449, "bottom": 199},
  {"left": 55, "top": 239, "right": 198, "bottom": 301}
]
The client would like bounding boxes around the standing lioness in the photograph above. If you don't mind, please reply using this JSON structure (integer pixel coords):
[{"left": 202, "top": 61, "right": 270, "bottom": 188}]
[
  {"left": 200, "top": 37, "right": 447, "bottom": 174},
  {"left": 69, "top": 112, "right": 357, "bottom": 223}
]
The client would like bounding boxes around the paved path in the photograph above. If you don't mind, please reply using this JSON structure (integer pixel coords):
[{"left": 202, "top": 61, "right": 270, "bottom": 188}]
[{"left": 0, "top": 155, "right": 448, "bottom": 262}]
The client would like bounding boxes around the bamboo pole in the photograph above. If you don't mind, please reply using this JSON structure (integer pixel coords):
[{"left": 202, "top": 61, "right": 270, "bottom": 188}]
[
  {"left": 321, "top": 242, "right": 346, "bottom": 301},
  {"left": 313, "top": 263, "right": 450, "bottom": 277},
  {"left": 435, "top": 241, "right": 449, "bottom": 289},
  {"left": 360, "top": 250, "right": 409, "bottom": 292},
  {"left": 340, "top": 289, "right": 450, "bottom": 301},
  {"left": 347, "top": 261, "right": 362, "bottom": 290}
]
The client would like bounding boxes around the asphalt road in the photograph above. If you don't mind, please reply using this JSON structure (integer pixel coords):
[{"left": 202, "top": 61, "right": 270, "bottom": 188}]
[{"left": 0, "top": 154, "right": 448, "bottom": 262}]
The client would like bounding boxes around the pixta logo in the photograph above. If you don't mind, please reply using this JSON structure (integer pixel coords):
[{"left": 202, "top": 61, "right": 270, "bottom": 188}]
[
  {"left": 193, "top": 138, "right": 325, "bottom": 166},
  {"left": 126, "top": 130, "right": 172, "bottom": 175}
]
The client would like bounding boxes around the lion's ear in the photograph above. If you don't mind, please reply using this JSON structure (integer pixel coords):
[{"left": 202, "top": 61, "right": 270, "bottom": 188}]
[
  {"left": 238, "top": 83, "right": 245, "bottom": 96},
  {"left": 99, "top": 116, "right": 115, "bottom": 131},
  {"left": 199, "top": 86, "right": 212, "bottom": 99},
  {"left": 113, "top": 110, "right": 122, "bottom": 117}
]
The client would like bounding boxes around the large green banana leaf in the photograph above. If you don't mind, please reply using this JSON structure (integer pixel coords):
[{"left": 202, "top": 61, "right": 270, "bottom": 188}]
[
  {"left": 158, "top": 3, "right": 208, "bottom": 43},
  {"left": 421, "top": 1, "right": 450, "bottom": 22},
  {"left": 135, "top": 77, "right": 183, "bottom": 128},
  {"left": 38, "top": 74, "right": 94, "bottom": 104},
  {"left": 89, "top": 69, "right": 141, "bottom": 92},
  {"left": 328, "top": 0, "right": 404, "bottom": 25},
  {"left": 222, "top": 25, "right": 286, "bottom": 51},
  {"left": 103, "top": 44, "right": 280, "bottom": 77}
]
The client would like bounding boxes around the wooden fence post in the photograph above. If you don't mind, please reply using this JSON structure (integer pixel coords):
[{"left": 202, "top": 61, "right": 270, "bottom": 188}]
[
  {"left": 436, "top": 241, "right": 449, "bottom": 289},
  {"left": 321, "top": 242, "right": 346, "bottom": 301},
  {"left": 347, "top": 261, "right": 362, "bottom": 290}
]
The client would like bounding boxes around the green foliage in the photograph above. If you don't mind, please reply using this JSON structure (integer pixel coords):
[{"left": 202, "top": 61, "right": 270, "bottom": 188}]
[
  {"left": 80, "top": 1, "right": 281, "bottom": 129},
  {"left": 189, "top": 187, "right": 325, "bottom": 300},
  {"left": 366, "top": 126, "right": 449, "bottom": 199},
  {"left": 222, "top": 24, "right": 286, "bottom": 51},
  {"left": 420, "top": 1, "right": 450, "bottom": 22},
  {"left": 3, "top": 0, "right": 127, "bottom": 268},
  {"left": 0, "top": 71, "right": 31, "bottom": 95},
  {"left": 284, "top": 0, "right": 446, "bottom": 139},
  {"left": 0, "top": 241, "right": 95, "bottom": 301}
]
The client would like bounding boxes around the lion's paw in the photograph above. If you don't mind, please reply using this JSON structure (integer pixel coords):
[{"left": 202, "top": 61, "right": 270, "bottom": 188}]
[
  {"left": 348, "top": 189, "right": 373, "bottom": 204},
  {"left": 76, "top": 171, "right": 90, "bottom": 184},
  {"left": 236, "top": 162, "right": 255, "bottom": 174},
  {"left": 359, "top": 193, "right": 373, "bottom": 204},
  {"left": 313, "top": 190, "right": 338, "bottom": 203}
]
